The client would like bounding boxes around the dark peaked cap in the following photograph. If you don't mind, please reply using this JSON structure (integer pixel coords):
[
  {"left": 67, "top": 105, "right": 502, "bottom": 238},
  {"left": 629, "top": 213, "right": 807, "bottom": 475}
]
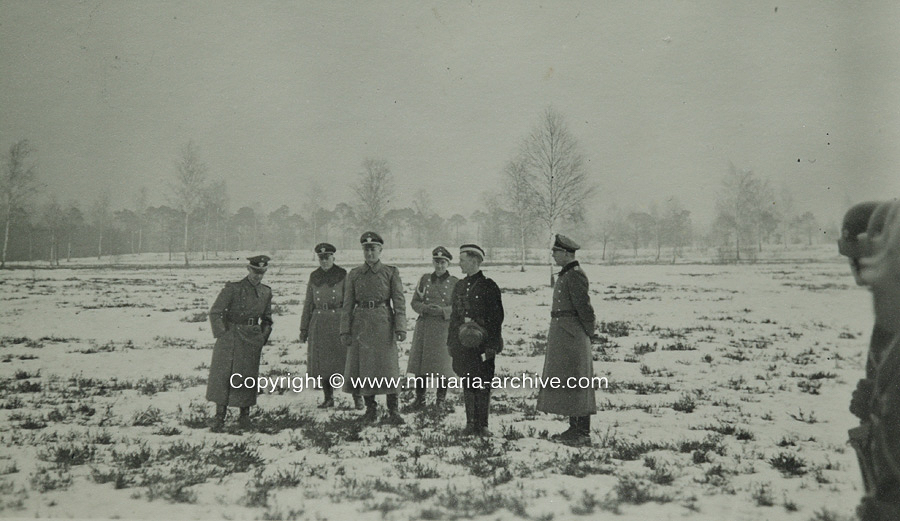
[
  {"left": 314, "top": 243, "right": 336, "bottom": 254},
  {"left": 432, "top": 246, "right": 452, "bottom": 261},
  {"left": 247, "top": 255, "right": 270, "bottom": 271},
  {"left": 552, "top": 234, "right": 580, "bottom": 252},
  {"left": 360, "top": 231, "right": 384, "bottom": 245}
]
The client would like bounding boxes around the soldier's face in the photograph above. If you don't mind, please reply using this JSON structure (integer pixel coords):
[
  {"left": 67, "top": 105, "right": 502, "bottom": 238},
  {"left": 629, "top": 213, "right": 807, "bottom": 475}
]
[
  {"left": 318, "top": 253, "right": 334, "bottom": 270},
  {"left": 363, "top": 244, "right": 381, "bottom": 264},
  {"left": 458, "top": 253, "right": 479, "bottom": 275},
  {"left": 551, "top": 249, "right": 568, "bottom": 267},
  {"left": 433, "top": 258, "right": 449, "bottom": 276},
  {"left": 247, "top": 268, "right": 265, "bottom": 285}
]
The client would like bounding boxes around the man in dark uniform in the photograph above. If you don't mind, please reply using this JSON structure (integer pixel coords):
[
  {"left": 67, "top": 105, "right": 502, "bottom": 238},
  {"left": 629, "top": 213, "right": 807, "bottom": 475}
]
[
  {"left": 855, "top": 199, "right": 900, "bottom": 520},
  {"left": 300, "top": 243, "right": 362, "bottom": 410},
  {"left": 447, "top": 244, "right": 504, "bottom": 436},
  {"left": 341, "top": 232, "right": 407, "bottom": 424},
  {"left": 840, "top": 202, "right": 897, "bottom": 498},
  {"left": 537, "top": 234, "right": 597, "bottom": 446},
  {"left": 206, "top": 255, "right": 274, "bottom": 431}
]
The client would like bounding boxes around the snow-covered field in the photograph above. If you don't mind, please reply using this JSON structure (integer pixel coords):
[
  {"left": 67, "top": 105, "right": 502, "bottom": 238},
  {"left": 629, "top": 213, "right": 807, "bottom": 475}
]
[{"left": 0, "top": 252, "right": 872, "bottom": 520}]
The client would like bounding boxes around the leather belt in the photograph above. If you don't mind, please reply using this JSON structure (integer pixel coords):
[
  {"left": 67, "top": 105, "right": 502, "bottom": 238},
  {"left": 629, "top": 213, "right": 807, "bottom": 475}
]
[
  {"left": 356, "top": 300, "right": 388, "bottom": 309},
  {"left": 551, "top": 310, "right": 579, "bottom": 318},
  {"left": 317, "top": 303, "right": 339, "bottom": 310},
  {"left": 228, "top": 317, "right": 260, "bottom": 326}
]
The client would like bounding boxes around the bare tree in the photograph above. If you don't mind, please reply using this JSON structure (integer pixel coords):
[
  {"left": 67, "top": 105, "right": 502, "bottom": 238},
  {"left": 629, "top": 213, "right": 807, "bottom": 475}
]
[
  {"left": 1, "top": 140, "right": 39, "bottom": 268},
  {"left": 714, "top": 163, "right": 763, "bottom": 261},
  {"left": 776, "top": 185, "right": 795, "bottom": 248},
  {"left": 412, "top": 188, "right": 435, "bottom": 257},
  {"left": 518, "top": 107, "right": 595, "bottom": 284},
  {"left": 171, "top": 140, "right": 207, "bottom": 266},
  {"left": 134, "top": 187, "right": 149, "bottom": 254},
  {"left": 624, "top": 211, "right": 654, "bottom": 257},
  {"left": 796, "top": 211, "right": 819, "bottom": 246},
  {"left": 41, "top": 196, "right": 65, "bottom": 266},
  {"left": 661, "top": 198, "right": 692, "bottom": 263},
  {"left": 91, "top": 191, "right": 111, "bottom": 260},
  {"left": 502, "top": 157, "right": 538, "bottom": 272},
  {"left": 353, "top": 158, "right": 394, "bottom": 231},
  {"left": 200, "top": 181, "right": 227, "bottom": 259},
  {"left": 598, "top": 204, "right": 623, "bottom": 261},
  {"left": 753, "top": 178, "right": 775, "bottom": 252},
  {"left": 63, "top": 201, "right": 83, "bottom": 261},
  {"left": 448, "top": 213, "right": 467, "bottom": 245},
  {"left": 304, "top": 181, "right": 325, "bottom": 258}
]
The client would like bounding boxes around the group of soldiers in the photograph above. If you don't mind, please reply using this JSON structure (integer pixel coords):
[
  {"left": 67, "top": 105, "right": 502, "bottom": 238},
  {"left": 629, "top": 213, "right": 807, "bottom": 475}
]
[
  {"left": 202, "top": 201, "right": 900, "bottom": 518},
  {"left": 204, "top": 231, "right": 597, "bottom": 444}
]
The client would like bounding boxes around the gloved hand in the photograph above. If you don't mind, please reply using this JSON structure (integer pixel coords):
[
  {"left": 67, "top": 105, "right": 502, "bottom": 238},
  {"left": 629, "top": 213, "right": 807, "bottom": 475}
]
[
  {"left": 396, "top": 331, "right": 407, "bottom": 342},
  {"left": 299, "top": 330, "right": 308, "bottom": 343},
  {"left": 340, "top": 334, "right": 352, "bottom": 347},
  {"left": 850, "top": 378, "right": 875, "bottom": 420}
]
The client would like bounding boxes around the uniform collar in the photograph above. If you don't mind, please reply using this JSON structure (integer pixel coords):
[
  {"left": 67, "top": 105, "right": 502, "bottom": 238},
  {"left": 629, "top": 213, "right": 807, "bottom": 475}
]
[
  {"left": 364, "top": 260, "right": 383, "bottom": 273},
  {"left": 313, "top": 265, "right": 345, "bottom": 286},
  {"left": 465, "top": 270, "right": 484, "bottom": 282},
  {"left": 241, "top": 276, "right": 261, "bottom": 296},
  {"left": 559, "top": 260, "right": 580, "bottom": 277},
  {"left": 431, "top": 271, "right": 450, "bottom": 282}
]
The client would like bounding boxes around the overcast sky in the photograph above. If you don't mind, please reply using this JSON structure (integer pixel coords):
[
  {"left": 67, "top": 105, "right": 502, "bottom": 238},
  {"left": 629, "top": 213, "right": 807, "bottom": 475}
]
[{"left": 2, "top": 1, "right": 899, "bottom": 226}]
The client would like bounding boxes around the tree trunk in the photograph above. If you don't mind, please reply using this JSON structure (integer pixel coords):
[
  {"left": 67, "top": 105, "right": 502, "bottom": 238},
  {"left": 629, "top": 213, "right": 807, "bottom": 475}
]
[
  {"left": 1, "top": 210, "right": 10, "bottom": 269},
  {"left": 519, "top": 226, "right": 526, "bottom": 272},
  {"left": 203, "top": 212, "right": 210, "bottom": 261},
  {"left": 138, "top": 226, "right": 143, "bottom": 254},
  {"left": 67, "top": 233, "right": 72, "bottom": 262},
  {"left": 97, "top": 231, "right": 103, "bottom": 260},
  {"left": 183, "top": 213, "right": 190, "bottom": 267},
  {"left": 601, "top": 237, "right": 607, "bottom": 261}
]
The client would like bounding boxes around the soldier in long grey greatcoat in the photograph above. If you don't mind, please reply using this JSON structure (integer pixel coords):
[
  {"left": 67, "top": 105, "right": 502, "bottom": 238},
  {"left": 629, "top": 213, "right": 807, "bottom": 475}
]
[
  {"left": 854, "top": 200, "right": 900, "bottom": 521},
  {"left": 299, "top": 243, "right": 362, "bottom": 410},
  {"left": 536, "top": 234, "right": 597, "bottom": 446},
  {"left": 406, "top": 246, "right": 458, "bottom": 411},
  {"left": 340, "top": 231, "right": 407, "bottom": 424},
  {"left": 206, "top": 255, "right": 274, "bottom": 431}
]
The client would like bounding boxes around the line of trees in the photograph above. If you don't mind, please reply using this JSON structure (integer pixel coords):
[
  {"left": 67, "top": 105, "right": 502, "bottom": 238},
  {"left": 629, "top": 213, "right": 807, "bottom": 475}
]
[{"left": 2, "top": 109, "right": 835, "bottom": 267}]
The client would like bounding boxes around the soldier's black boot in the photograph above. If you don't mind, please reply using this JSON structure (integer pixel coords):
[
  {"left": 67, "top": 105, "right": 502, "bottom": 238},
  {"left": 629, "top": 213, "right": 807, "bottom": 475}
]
[
  {"left": 474, "top": 390, "right": 491, "bottom": 436},
  {"left": 411, "top": 385, "right": 426, "bottom": 411},
  {"left": 352, "top": 392, "right": 364, "bottom": 410},
  {"left": 208, "top": 405, "right": 226, "bottom": 432},
  {"left": 362, "top": 395, "right": 377, "bottom": 423},
  {"left": 237, "top": 407, "right": 252, "bottom": 431},
  {"left": 435, "top": 387, "right": 453, "bottom": 412},
  {"left": 385, "top": 393, "right": 404, "bottom": 425},
  {"left": 318, "top": 386, "right": 334, "bottom": 409},
  {"left": 462, "top": 390, "right": 477, "bottom": 435},
  {"left": 569, "top": 416, "right": 591, "bottom": 446},
  {"left": 552, "top": 417, "right": 578, "bottom": 442}
]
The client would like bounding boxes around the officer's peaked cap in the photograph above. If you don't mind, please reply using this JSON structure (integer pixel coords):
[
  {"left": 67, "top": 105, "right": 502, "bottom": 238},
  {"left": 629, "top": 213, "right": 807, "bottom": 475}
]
[
  {"left": 360, "top": 231, "right": 384, "bottom": 246},
  {"left": 552, "top": 234, "right": 580, "bottom": 253},
  {"left": 314, "top": 243, "right": 336, "bottom": 255},
  {"left": 247, "top": 255, "right": 270, "bottom": 272},
  {"left": 432, "top": 246, "right": 452, "bottom": 261}
]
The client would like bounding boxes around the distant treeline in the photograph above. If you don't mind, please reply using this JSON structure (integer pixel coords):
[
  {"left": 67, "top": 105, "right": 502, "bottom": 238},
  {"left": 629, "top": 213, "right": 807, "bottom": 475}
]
[{"left": 1, "top": 109, "right": 836, "bottom": 268}]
